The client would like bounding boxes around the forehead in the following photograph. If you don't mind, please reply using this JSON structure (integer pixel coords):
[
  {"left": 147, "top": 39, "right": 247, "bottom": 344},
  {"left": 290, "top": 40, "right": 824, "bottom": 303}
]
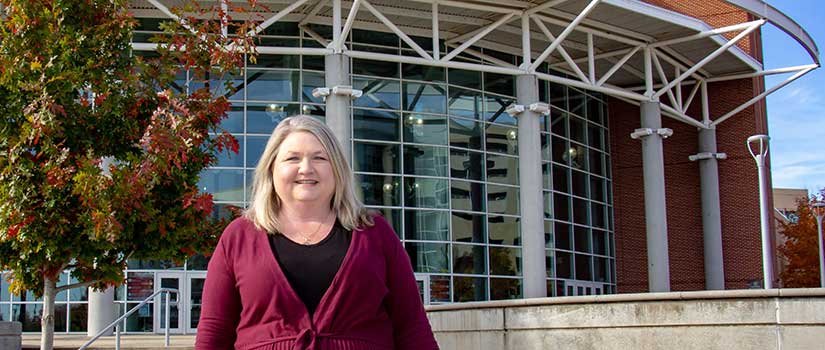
[{"left": 278, "top": 131, "right": 327, "bottom": 153}]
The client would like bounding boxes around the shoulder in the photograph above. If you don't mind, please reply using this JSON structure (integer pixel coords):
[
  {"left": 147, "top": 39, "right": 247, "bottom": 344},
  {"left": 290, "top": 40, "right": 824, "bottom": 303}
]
[
  {"left": 218, "top": 217, "right": 265, "bottom": 248},
  {"left": 358, "top": 213, "right": 402, "bottom": 251}
]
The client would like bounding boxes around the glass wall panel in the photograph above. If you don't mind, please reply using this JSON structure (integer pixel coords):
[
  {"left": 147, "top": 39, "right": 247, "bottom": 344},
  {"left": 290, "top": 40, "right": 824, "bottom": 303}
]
[
  {"left": 592, "top": 229, "right": 607, "bottom": 255},
  {"left": 403, "top": 64, "right": 445, "bottom": 82},
  {"left": 448, "top": 88, "right": 482, "bottom": 119},
  {"left": 353, "top": 58, "right": 399, "bottom": 78},
  {"left": 214, "top": 138, "right": 243, "bottom": 167},
  {"left": 302, "top": 71, "right": 326, "bottom": 103},
  {"left": 403, "top": 83, "right": 447, "bottom": 114},
  {"left": 353, "top": 78, "right": 401, "bottom": 110},
  {"left": 354, "top": 142, "right": 400, "bottom": 174},
  {"left": 453, "top": 244, "right": 487, "bottom": 275},
  {"left": 449, "top": 118, "right": 484, "bottom": 150},
  {"left": 450, "top": 149, "right": 484, "bottom": 181},
  {"left": 404, "top": 210, "right": 449, "bottom": 241},
  {"left": 353, "top": 109, "right": 400, "bottom": 142},
  {"left": 575, "top": 254, "right": 592, "bottom": 280},
  {"left": 489, "top": 247, "right": 521, "bottom": 276},
  {"left": 198, "top": 169, "right": 244, "bottom": 202},
  {"left": 405, "top": 242, "right": 449, "bottom": 273},
  {"left": 448, "top": 69, "right": 482, "bottom": 90},
  {"left": 222, "top": 106, "right": 244, "bottom": 133},
  {"left": 483, "top": 95, "right": 516, "bottom": 125},
  {"left": 488, "top": 216, "right": 520, "bottom": 246},
  {"left": 12, "top": 304, "right": 43, "bottom": 332},
  {"left": 451, "top": 212, "right": 486, "bottom": 243},
  {"left": 484, "top": 73, "right": 514, "bottom": 97},
  {"left": 430, "top": 275, "right": 451, "bottom": 303},
  {"left": 555, "top": 222, "right": 571, "bottom": 250},
  {"left": 553, "top": 164, "right": 569, "bottom": 193},
  {"left": 489, "top": 278, "right": 522, "bottom": 300},
  {"left": 571, "top": 169, "right": 589, "bottom": 198},
  {"left": 451, "top": 180, "right": 486, "bottom": 213},
  {"left": 574, "top": 226, "right": 591, "bottom": 253},
  {"left": 554, "top": 193, "right": 570, "bottom": 222},
  {"left": 485, "top": 123, "right": 518, "bottom": 155},
  {"left": 572, "top": 198, "right": 589, "bottom": 225},
  {"left": 403, "top": 114, "right": 448, "bottom": 145},
  {"left": 356, "top": 174, "right": 401, "bottom": 207},
  {"left": 69, "top": 304, "right": 88, "bottom": 332},
  {"left": 550, "top": 108, "right": 567, "bottom": 137},
  {"left": 245, "top": 70, "right": 299, "bottom": 102},
  {"left": 486, "top": 154, "right": 518, "bottom": 186},
  {"left": 404, "top": 177, "right": 449, "bottom": 209},
  {"left": 487, "top": 184, "right": 519, "bottom": 216},
  {"left": 453, "top": 276, "right": 487, "bottom": 302},
  {"left": 403, "top": 145, "right": 448, "bottom": 177},
  {"left": 556, "top": 251, "right": 572, "bottom": 279}
]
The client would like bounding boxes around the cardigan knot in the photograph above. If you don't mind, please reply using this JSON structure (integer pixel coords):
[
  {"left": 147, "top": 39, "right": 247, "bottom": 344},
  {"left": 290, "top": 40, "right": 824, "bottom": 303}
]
[{"left": 292, "top": 328, "right": 317, "bottom": 350}]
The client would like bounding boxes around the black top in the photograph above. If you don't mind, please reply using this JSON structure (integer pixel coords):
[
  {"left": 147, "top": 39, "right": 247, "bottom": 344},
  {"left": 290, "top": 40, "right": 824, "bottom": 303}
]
[{"left": 269, "top": 222, "right": 352, "bottom": 315}]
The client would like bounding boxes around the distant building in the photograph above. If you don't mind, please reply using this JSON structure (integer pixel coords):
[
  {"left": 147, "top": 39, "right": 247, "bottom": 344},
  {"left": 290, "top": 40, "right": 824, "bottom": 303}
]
[{"left": 773, "top": 188, "right": 810, "bottom": 286}]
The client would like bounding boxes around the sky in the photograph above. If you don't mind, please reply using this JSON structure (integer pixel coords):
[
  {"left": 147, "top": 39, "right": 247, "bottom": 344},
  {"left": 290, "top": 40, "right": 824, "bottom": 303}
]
[{"left": 761, "top": 0, "right": 825, "bottom": 195}]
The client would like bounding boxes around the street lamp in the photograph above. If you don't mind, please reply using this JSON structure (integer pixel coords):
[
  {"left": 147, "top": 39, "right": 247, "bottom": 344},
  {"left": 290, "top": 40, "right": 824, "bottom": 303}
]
[
  {"left": 747, "top": 134, "right": 774, "bottom": 289},
  {"left": 812, "top": 201, "right": 825, "bottom": 288}
]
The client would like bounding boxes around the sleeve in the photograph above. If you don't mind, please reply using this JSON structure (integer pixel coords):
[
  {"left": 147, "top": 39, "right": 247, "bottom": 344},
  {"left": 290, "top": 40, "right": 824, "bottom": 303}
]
[
  {"left": 380, "top": 218, "right": 440, "bottom": 350},
  {"left": 194, "top": 232, "right": 242, "bottom": 350}
]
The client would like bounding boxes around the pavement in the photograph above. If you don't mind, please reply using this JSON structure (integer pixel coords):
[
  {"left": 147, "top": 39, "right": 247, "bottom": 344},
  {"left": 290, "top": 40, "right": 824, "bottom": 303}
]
[{"left": 21, "top": 334, "right": 196, "bottom": 350}]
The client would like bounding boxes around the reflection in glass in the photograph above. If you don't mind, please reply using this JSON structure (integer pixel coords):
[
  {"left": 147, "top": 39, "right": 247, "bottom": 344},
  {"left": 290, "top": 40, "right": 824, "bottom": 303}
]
[
  {"left": 488, "top": 216, "right": 520, "bottom": 246},
  {"left": 354, "top": 142, "right": 400, "bottom": 174},
  {"left": 575, "top": 254, "right": 592, "bottom": 280},
  {"left": 549, "top": 82, "right": 567, "bottom": 110},
  {"left": 403, "top": 145, "right": 448, "bottom": 177},
  {"left": 403, "top": 64, "right": 445, "bottom": 82},
  {"left": 568, "top": 88, "right": 585, "bottom": 117},
  {"left": 490, "top": 278, "right": 522, "bottom": 300},
  {"left": 550, "top": 108, "right": 567, "bottom": 137},
  {"left": 554, "top": 193, "right": 570, "bottom": 222},
  {"left": 403, "top": 114, "right": 448, "bottom": 145},
  {"left": 198, "top": 169, "right": 244, "bottom": 202},
  {"left": 487, "top": 184, "right": 519, "bottom": 216},
  {"left": 354, "top": 78, "right": 401, "bottom": 110},
  {"left": 483, "top": 95, "right": 516, "bottom": 125},
  {"left": 574, "top": 226, "right": 591, "bottom": 253},
  {"left": 356, "top": 174, "right": 401, "bottom": 207},
  {"left": 556, "top": 251, "right": 572, "bottom": 279},
  {"left": 448, "top": 69, "right": 482, "bottom": 90},
  {"left": 246, "top": 103, "right": 296, "bottom": 134},
  {"left": 403, "top": 82, "right": 446, "bottom": 114},
  {"left": 221, "top": 106, "right": 243, "bottom": 133},
  {"left": 449, "top": 118, "right": 484, "bottom": 150},
  {"left": 404, "top": 210, "right": 449, "bottom": 241},
  {"left": 448, "top": 87, "right": 481, "bottom": 119},
  {"left": 450, "top": 149, "right": 484, "bottom": 181},
  {"left": 245, "top": 70, "right": 300, "bottom": 102},
  {"left": 405, "top": 242, "right": 449, "bottom": 273},
  {"left": 450, "top": 180, "right": 486, "bottom": 213},
  {"left": 353, "top": 109, "right": 400, "bottom": 142},
  {"left": 451, "top": 212, "right": 486, "bottom": 243},
  {"left": 484, "top": 73, "right": 514, "bottom": 96},
  {"left": 125, "top": 303, "right": 153, "bottom": 332},
  {"left": 485, "top": 123, "right": 518, "bottom": 155},
  {"left": 486, "top": 154, "right": 518, "bottom": 186},
  {"left": 453, "top": 244, "right": 487, "bottom": 275},
  {"left": 70, "top": 304, "right": 88, "bottom": 332},
  {"left": 302, "top": 71, "right": 326, "bottom": 103},
  {"left": 573, "top": 197, "right": 589, "bottom": 225},
  {"left": 214, "top": 136, "right": 243, "bottom": 167},
  {"left": 453, "top": 276, "right": 487, "bottom": 302},
  {"left": 430, "top": 275, "right": 451, "bottom": 303},
  {"left": 404, "top": 177, "right": 449, "bottom": 209},
  {"left": 353, "top": 58, "right": 399, "bottom": 78},
  {"left": 571, "top": 169, "right": 588, "bottom": 198}
]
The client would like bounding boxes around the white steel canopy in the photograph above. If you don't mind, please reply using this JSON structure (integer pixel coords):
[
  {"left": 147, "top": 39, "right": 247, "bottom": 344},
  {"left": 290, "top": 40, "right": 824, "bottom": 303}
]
[{"left": 130, "top": 0, "right": 820, "bottom": 129}]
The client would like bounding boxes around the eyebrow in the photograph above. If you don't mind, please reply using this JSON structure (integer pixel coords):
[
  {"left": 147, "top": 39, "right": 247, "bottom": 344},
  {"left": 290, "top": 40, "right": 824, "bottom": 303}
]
[{"left": 281, "top": 150, "right": 328, "bottom": 156}]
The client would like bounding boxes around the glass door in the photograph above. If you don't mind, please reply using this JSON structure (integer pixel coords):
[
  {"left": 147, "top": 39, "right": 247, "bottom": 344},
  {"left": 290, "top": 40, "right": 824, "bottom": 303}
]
[
  {"left": 154, "top": 272, "right": 184, "bottom": 334},
  {"left": 414, "top": 274, "right": 430, "bottom": 305},
  {"left": 186, "top": 271, "right": 207, "bottom": 333}
]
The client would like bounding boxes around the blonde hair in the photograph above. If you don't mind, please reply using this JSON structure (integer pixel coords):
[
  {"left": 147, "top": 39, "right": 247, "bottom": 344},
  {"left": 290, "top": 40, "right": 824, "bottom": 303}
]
[{"left": 244, "top": 115, "right": 373, "bottom": 234}]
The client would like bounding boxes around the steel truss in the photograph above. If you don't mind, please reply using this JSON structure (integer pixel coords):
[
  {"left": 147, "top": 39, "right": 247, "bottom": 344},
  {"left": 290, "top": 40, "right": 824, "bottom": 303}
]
[{"left": 138, "top": 0, "right": 819, "bottom": 130}]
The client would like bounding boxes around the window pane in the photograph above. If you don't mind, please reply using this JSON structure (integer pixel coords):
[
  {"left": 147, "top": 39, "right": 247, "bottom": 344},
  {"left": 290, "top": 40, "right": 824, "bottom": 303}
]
[
  {"left": 404, "top": 177, "right": 449, "bottom": 209},
  {"left": 404, "top": 210, "right": 449, "bottom": 241},
  {"left": 247, "top": 103, "right": 296, "bottom": 134},
  {"left": 353, "top": 58, "right": 399, "bottom": 78},
  {"left": 214, "top": 136, "right": 243, "bottom": 167},
  {"left": 246, "top": 70, "right": 300, "bottom": 102},
  {"left": 551, "top": 108, "right": 567, "bottom": 137},
  {"left": 353, "top": 109, "right": 400, "bottom": 142},
  {"left": 484, "top": 73, "right": 514, "bottom": 97},
  {"left": 489, "top": 247, "right": 522, "bottom": 276},
  {"left": 449, "top": 118, "right": 484, "bottom": 151},
  {"left": 403, "top": 114, "right": 448, "bottom": 145},
  {"left": 451, "top": 212, "right": 486, "bottom": 243},
  {"left": 571, "top": 169, "right": 588, "bottom": 198},
  {"left": 403, "top": 64, "right": 445, "bottom": 82},
  {"left": 448, "top": 87, "right": 482, "bottom": 119},
  {"left": 541, "top": 134, "right": 551, "bottom": 162},
  {"left": 12, "top": 304, "right": 43, "bottom": 332},
  {"left": 302, "top": 71, "right": 326, "bottom": 103},
  {"left": 70, "top": 304, "right": 88, "bottom": 332},
  {"left": 554, "top": 193, "right": 570, "bottom": 222},
  {"left": 551, "top": 137, "right": 567, "bottom": 165},
  {"left": 354, "top": 142, "right": 400, "bottom": 174},
  {"left": 453, "top": 244, "right": 487, "bottom": 275},
  {"left": 587, "top": 95, "right": 604, "bottom": 125},
  {"left": 450, "top": 149, "right": 485, "bottom": 181},
  {"left": 430, "top": 275, "right": 451, "bottom": 303},
  {"left": 403, "top": 82, "right": 447, "bottom": 114},
  {"left": 403, "top": 145, "right": 448, "bottom": 177},
  {"left": 126, "top": 272, "right": 154, "bottom": 301},
  {"left": 556, "top": 251, "right": 572, "bottom": 279},
  {"left": 354, "top": 78, "right": 401, "bottom": 110},
  {"left": 198, "top": 169, "right": 244, "bottom": 202},
  {"left": 588, "top": 124, "right": 604, "bottom": 150},
  {"left": 453, "top": 276, "right": 488, "bottom": 302},
  {"left": 546, "top": 250, "right": 555, "bottom": 277},
  {"left": 591, "top": 203, "right": 606, "bottom": 229},
  {"left": 594, "top": 257, "right": 608, "bottom": 282},
  {"left": 575, "top": 254, "right": 593, "bottom": 280},
  {"left": 448, "top": 69, "right": 481, "bottom": 90},
  {"left": 589, "top": 149, "right": 604, "bottom": 176},
  {"left": 542, "top": 163, "right": 552, "bottom": 191},
  {"left": 573, "top": 197, "right": 589, "bottom": 225},
  {"left": 590, "top": 176, "right": 606, "bottom": 203},
  {"left": 574, "top": 226, "right": 591, "bottom": 253},
  {"left": 490, "top": 278, "right": 522, "bottom": 300},
  {"left": 68, "top": 276, "right": 88, "bottom": 301},
  {"left": 544, "top": 220, "right": 553, "bottom": 248},
  {"left": 483, "top": 95, "right": 516, "bottom": 125},
  {"left": 486, "top": 154, "right": 518, "bottom": 186},
  {"left": 569, "top": 88, "right": 585, "bottom": 116},
  {"left": 487, "top": 184, "right": 519, "bottom": 216},
  {"left": 356, "top": 174, "right": 401, "bottom": 207},
  {"left": 593, "top": 229, "right": 607, "bottom": 255},
  {"left": 221, "top": 106, "right": 243, "bottom": 133},
  {"left": 485, "top": 123, "right": 518, "bottom": 155},
  {"left": 555, "top": 222, "right": 571, "bottom": 250},
  {"left": 405, "top": 242, "right": 449, "bottom": 273},
  {"left": 569, "top": 144, "right": 587, "bottom": 170},
  {"left": 553, "top": 164, "right": 569, "bottom": 193},
  {"left": 488, "top": 215, "right": 520, "bottom": 246},
  {"left": 451, "top": 180, "right": 486, "bottom": 213},
  {"left": 125, "top": 303, "right": 153, "bottom": 332}
]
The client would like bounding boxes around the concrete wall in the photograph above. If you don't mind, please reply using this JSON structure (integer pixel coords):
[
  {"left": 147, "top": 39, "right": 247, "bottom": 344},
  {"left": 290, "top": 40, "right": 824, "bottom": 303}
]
[
  {"left": 0, "top": 322, "right": 22, "bottom": 350},
  {"left": 427, "top": 289, "right": 825, "bottom": 350}
]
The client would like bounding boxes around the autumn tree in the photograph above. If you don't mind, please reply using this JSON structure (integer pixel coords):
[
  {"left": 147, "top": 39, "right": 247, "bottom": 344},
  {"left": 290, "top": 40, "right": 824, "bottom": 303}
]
[
  {"left": 778, "top": 188, "right": 825, "bottom": 288},
  {"left": 0, "top": 1, "right": 258, "bottom": 348}
]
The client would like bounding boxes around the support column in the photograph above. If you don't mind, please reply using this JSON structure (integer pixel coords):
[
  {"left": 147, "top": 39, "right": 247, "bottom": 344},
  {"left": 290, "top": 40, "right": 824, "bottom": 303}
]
[
  {"left": 635, "top": 101, "right": 671, "bottom": 292},
  {"left": 516, "top": 74, "right": 547, "bottom": 298},
  {"left": 324, "top": 54, "right": 352, "bottom": 163},
  {"left": 87, "top": 287, "right": 116, "bottom": 336},
  {"left": 695, "top": 128, "right": 726, "bottom": 290}
]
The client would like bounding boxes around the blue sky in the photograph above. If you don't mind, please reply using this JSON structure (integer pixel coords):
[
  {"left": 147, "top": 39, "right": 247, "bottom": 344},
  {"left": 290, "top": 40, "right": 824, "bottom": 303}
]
[{"left": 762, "top": 0, "right": 824, "bottom": 194}]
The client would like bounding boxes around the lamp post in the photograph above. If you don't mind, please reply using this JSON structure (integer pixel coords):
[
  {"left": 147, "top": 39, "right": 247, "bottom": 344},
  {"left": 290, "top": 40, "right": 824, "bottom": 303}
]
[
  {"left": 747, "top": 135, "right": 774, "bottom": 289},
  {"left": 812, "top": 201, "right": 825, "bottom": 288}
]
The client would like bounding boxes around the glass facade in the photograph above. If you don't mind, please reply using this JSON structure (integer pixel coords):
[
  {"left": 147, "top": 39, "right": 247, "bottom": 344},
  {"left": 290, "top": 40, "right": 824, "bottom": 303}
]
[{"left": 2, "top": 20, "right": 614, "bottom": 333}]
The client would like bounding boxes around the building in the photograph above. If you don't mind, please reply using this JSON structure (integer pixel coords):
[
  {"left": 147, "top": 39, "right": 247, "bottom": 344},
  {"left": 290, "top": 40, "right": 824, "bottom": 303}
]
[
  {"left": 773, "top": 187, "right": 811, "bottom": 285},
  {"left": 0, "top": 0, "right": 819, "bottom": 335}
]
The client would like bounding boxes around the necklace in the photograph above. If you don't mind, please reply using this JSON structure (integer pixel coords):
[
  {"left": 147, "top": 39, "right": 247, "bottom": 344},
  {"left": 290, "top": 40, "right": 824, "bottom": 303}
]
[{"left": 292, "top": 212, "right": 333, "bottom": 245}]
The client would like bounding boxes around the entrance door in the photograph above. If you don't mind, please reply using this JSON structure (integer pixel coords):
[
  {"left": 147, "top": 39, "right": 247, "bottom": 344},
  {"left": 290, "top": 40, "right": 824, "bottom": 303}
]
[
  {"left": 154, "top": 272, "right": 184, "bottom": 334},
  {"left": 414, "top": 274, "right": 430, "bottom": 305},
  {"left": 186, "top": 271, "right": 207, "bottom": 333},
  {"left": 563, "top": 280, "right": 604, "bottom": 296}
]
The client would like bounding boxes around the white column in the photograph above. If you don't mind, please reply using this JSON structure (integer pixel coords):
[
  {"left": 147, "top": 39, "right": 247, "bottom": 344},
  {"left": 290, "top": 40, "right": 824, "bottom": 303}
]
[
  {"left": 696, "top": 128, "right": 725, "bottom": 290},
  {"left": 516, "top": 74, "right": 547, "bottom": 298},
  {"left": 87, "top": 287, "right": 116, "bottom": 336},
  {"left": 325, "top": 54, "right": 352, "bottom": 163}
]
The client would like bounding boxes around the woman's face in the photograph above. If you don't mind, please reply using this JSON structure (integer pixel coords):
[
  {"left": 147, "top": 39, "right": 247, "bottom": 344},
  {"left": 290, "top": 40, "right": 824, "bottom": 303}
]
[{"left": 272, "top": 131, "right": 336, "bottom": 210}]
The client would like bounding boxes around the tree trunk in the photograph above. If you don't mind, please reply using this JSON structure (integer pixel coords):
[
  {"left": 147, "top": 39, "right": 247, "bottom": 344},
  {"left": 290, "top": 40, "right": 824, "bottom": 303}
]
[{"left": 40, "top": 276, "right": 56, "bottom": 350}]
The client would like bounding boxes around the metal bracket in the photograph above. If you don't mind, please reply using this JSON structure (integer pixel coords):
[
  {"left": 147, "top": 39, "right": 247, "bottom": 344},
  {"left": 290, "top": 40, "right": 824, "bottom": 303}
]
[
  {"left": 311, "top": 86, "right": 363, "bottom": 100},
  {"left": 630, "top": 128, "right": 673, "bottom": 139},
  {"left": 529, "top": 102, "right": 551, "bottom": 115},
  {"left": 688, "top": 152, "right": 728, "bottom": 161},
  {"left": 505, "top": 102, "right": 550, "bottom": 117},
  {"left": 505, "top": 104, "right": 525, "bottom": 116}
]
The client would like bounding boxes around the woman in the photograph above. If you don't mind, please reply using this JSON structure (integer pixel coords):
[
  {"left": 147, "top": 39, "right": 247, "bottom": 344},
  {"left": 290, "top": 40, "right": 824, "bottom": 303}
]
[{"left": 195, "top": 116, "right": 439, "bottom": 350}]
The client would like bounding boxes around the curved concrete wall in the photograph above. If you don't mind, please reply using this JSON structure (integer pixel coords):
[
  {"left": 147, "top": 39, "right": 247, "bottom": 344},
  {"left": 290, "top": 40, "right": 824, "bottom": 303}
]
[{"left": 426, "top": 289, "right": 825, "bottom": 350}]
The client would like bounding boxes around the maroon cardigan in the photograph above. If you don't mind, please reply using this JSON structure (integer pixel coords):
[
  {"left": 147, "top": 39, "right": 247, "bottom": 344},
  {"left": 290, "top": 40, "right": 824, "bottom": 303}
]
[{"left": 195, "top": 215, "right": 439, "bottom": 350}]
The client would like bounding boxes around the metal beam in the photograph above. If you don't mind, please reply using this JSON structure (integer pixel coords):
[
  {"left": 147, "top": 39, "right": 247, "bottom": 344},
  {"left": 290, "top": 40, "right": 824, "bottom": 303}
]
[
  {"left": 250, "top": 0, "right": 312, "bottom": 36},
  {"left": 442, "top": 13, "right": 516, "bottom": 62},
  {"left": 530, "top": 0, "right": 602, "bottom": 72},
  {"left": 360, "top": 0, "right": 433, "bottom": 60},
  {"left": 532, "top": 16, "right": 589, "bottom": 83}
]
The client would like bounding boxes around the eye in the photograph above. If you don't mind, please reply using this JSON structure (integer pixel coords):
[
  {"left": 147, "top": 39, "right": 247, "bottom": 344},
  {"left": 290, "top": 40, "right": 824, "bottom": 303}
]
[
  {"left": 285, "top": 156, "right": 299, "bottom": 161},
  {"left": 314, "top": 156, "right": 327, "bottom": 161}
]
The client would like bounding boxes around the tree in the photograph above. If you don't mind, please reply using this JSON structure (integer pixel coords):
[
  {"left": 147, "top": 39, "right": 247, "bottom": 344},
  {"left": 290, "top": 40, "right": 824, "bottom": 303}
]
[
  {"left": 778, "top": 188, "right": 825, "bottom": 288},
  {"left": 0, "top": 1, "right": 258, "bottom": 348}
]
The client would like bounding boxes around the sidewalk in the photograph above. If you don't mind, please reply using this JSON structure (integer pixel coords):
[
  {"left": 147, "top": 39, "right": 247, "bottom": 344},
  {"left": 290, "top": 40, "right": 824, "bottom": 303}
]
[{"left": 21, "top": 334, "right": 196, "bottom": 350}]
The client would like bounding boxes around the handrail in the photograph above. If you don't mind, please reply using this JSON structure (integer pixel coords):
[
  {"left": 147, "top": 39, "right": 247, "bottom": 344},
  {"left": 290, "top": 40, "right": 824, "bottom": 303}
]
[{"left": 79, "top": 287, "right": 179, "bottom": 350}]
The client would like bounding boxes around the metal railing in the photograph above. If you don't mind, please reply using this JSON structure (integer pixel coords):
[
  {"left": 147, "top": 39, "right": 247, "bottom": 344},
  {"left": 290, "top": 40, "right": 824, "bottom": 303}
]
[{"left": 79, "top": 287, "right": 179, "bottom": 350}]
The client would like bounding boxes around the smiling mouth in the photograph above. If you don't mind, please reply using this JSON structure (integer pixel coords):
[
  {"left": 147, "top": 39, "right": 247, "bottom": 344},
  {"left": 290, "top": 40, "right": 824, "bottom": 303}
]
[{"left": 295, "top": 180, "right": 319, "bottom": 184}]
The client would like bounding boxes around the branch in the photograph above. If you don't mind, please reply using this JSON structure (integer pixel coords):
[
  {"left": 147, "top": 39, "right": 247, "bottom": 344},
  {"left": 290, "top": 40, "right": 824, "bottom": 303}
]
[{"left": 56, "top": 279, "right": 102, "bottom": 293}]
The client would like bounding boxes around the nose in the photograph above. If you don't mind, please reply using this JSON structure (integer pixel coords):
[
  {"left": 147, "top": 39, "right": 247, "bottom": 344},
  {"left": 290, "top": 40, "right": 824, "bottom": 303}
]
[{"left": 298, "top": 157, "right": 314, "bottom": 174}]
